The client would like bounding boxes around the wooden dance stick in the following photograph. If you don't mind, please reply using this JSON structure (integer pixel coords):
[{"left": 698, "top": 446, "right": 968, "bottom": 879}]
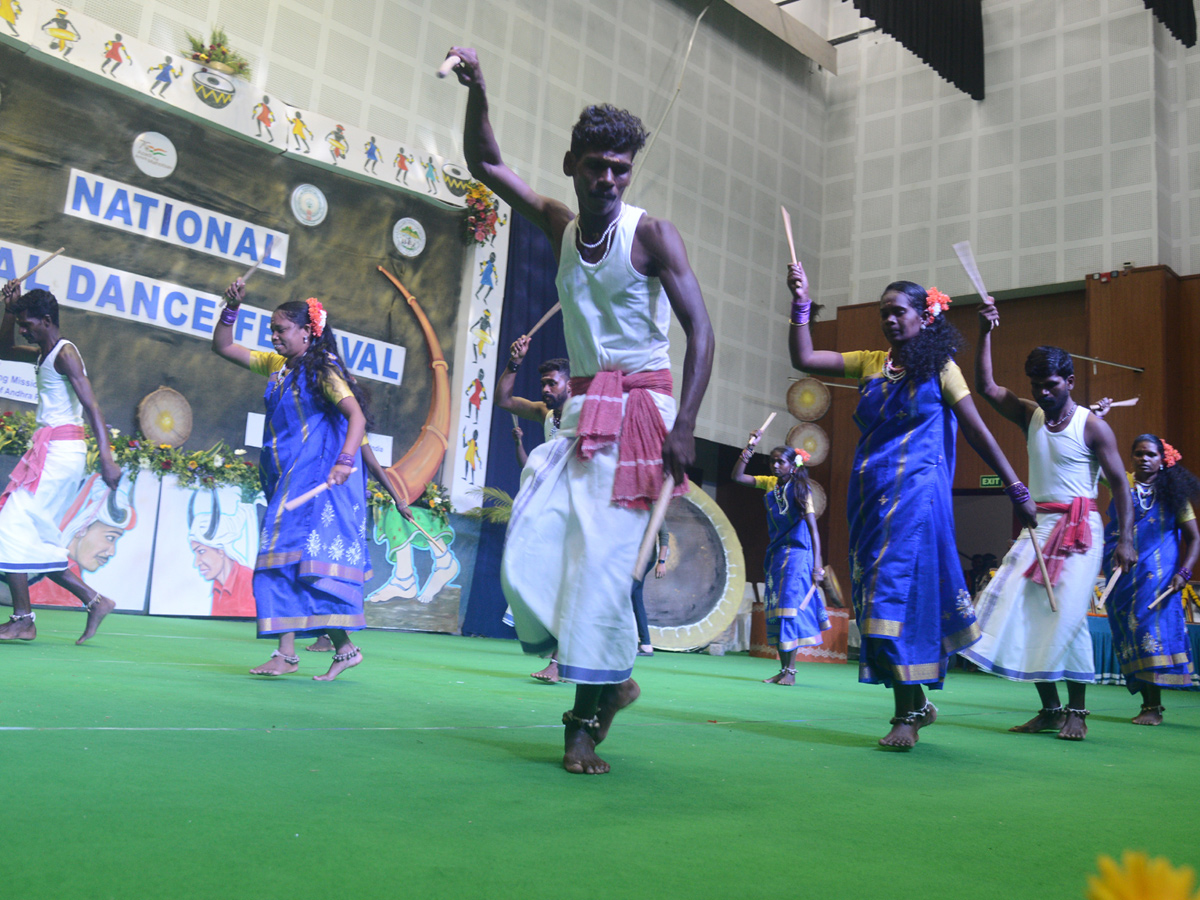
[
  {"left": 525, "top": 302, "right": 561, "bottom": 339},
  {"left": 1027, "top": 527, "right": 1057, "bottom": 612},
  {"left": 952, "top": 240, "right": 990, "bottom": 302},
  {"left": 14, "top": 247, "right": 65, "bottom": 284},
  {"left": 749, "top": 412, "right": 776, "bottom": 447},
  {"left": 1096, "top": 567, "right": 1123, "bottom": 610},
  {"left": 1089, "top": 397, "right": 1139, "bottom": 413},
  {"left": 437, "top": 54, "right": 462, "bottom": 78},
  {"left": 780, "top": 206, "right": 797, "bottom": 266},
  {"left": 283, "top": 467, "right": 358, "bottom": 511},
  {"left": 409, "top": 518, "right": 446, "bottom": 556},
  {"left": 1149, "top": 586, "right": 1179, "bottom": 611},
  {"left": 797, "top": 582, "right": 819, "bottom": 612},
  {"left": 632, "top": 475, "right": 675, "bottom": 580},
  {"left": 240, "top": 236, "right": 274, "bottom": 283}
]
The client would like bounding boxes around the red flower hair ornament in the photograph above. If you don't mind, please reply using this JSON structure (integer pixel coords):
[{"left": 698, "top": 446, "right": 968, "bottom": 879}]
[
  {"left": 924, "top": 287, "right": 952, "bottom": 325},
  {"left": 1163, "top": 441, "right": 1182, "bottom": 468},
  {"left": 794, "top": 447, "right": 811, "bottom": 466},
  {"left": 306, "top": 297, "right": 327, "bottom": 338}
]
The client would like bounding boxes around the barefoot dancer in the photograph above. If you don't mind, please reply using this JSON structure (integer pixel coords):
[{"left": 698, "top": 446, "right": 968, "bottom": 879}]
[
  {"left": 962, "top": 304, "right": 1135, "bottom": 740},
  {"left": 498, "top": 337, "right": 571, "bottom": 681},
  {"left": 0, "top": 284, "right": 122, "bottom": 644},
  {"left": 450, "top": 47, "right": 713, "bottom": 773},
  {"left": 788, "top": 267, "right": 1037, "bottom": 749},
  {"left": 1101, "top": 436, "right": 1199, "bottom": 725},
  {"left": 212, "top": 281, "right": 373, "bottom": 681},
  {"left": 731, "top": 439, "right": 827, "bottom": 686}
]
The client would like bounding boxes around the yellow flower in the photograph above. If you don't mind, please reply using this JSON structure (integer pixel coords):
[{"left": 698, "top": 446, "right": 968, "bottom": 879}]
[
  {"left": 187, "top": 460, "right": 199, "bottom": 470},
  {"left": 159, "top": 443, "right": 171, "bottom": 449},
  {"left": 1088, "top": 852, "right": 1199, "bottom": 900}
]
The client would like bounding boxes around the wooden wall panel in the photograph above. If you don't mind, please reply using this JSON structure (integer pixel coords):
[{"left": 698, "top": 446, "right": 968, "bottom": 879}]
[{"left": 1171, "top": 275, "right": 1200, "bottom": 463}]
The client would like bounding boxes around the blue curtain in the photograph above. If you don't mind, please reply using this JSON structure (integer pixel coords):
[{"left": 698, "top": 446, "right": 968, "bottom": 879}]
[{"left": 460, "top": 212, "right": 567, "bottom": 638}]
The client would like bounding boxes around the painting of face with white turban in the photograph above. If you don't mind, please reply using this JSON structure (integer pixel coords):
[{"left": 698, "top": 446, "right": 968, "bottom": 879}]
[{"left": 187, "top": 488, "right": 256, "bottom": 617}]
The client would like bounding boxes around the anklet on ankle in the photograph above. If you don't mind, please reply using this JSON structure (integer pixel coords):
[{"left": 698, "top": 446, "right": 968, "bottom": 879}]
[
  {"left": 889, "top": 710, "right": 921, "bottom": 726},
  {"left": 562, "top": 709, "right": 601, "bottom": 739},
  {"left": 83, "top": 590, "right": 102, "bottom": 611},
  {"left": 1140, "top": 704, "right": 1165, "bottom": 714},
  {"left": 332, "top": 647, "right": 359, "bottom": 663},
  {"left": 1063, "top": 706, "right": 1089, "bottom": 718},
  {"left": 784, "top": 666, "right": 796, "bottom": 675},
  {"left": 8, "top": 611, "right": 35, "bottom": 622},
  {"left": 1038, "top": 705, "right": 1064, "bottom": 716},
  {"left": 270, "top": 649, "right": 301, "bottom": 665}
]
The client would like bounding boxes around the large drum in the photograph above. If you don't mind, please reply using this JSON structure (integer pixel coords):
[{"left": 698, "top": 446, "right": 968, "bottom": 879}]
[
  {"left": 644, "top": 482, "right": 745, "bottom": 651},
  {"left": 192, "top": 70, "right": 236, "bottom": 109}
]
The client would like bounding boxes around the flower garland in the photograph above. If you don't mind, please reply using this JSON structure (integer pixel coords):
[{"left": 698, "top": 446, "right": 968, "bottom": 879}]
[
  {"left": 924, "top": 286, "right": 952, "bottom": 325},
  {"left": 793, "top": 447, "right": 811, "bottom": 466},
  {"left": 305, "top": 297, "right": 327, "bottom": 338},
  {"left": 464, "top": 181, "right": 500, "bottom": 245},
  {"left": 1163, "top": 441, "right": 1182, "bottom": 468}
]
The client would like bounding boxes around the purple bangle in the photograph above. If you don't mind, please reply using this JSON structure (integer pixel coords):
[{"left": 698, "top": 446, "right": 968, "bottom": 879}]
[
  {"left": 1177, "top": 567, "right": 1192, "bottom": 583},
  {"left": 219, "top": 306, "right": 239, "bottom": 326},
  {"left": 790, "top": 300, "right": 811, "bottom": 326},
  {"left": 335, "top": 453, "right": 354, "bottom": 468},
  {"left": 1005, "top": 481, "right": 1030, "bottom": 504}
]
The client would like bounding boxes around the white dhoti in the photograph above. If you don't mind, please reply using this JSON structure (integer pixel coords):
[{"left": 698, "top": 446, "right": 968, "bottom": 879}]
[
  {"left": 501, "top": 392, "right": 674, "bottom": 684},
  {"left": 0, "top": 439, "right": 86, "bottom": 574},
  {"left": 961, "top": 509, "right": 1102, "bottom": 682}
]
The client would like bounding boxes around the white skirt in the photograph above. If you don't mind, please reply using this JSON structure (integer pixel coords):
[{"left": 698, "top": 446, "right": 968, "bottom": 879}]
[
  {"left": 961, "top": 510, "right": 1102, "bottom": 683},
  {"left": 0, "top": 439, "right": 87, "bottom": 574}
]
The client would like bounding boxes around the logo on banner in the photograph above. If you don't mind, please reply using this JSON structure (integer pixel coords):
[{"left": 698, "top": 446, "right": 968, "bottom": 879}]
[
  {"left": 192, "top": 69, "right": 237, "bottom": 109},
  {"left": 132, "top": 132, "right": 177, "bottom": 178},
  {"left": 291, "top": 184, "right": 328, "bottom": 227},
  {"left": 392, "top": 218, "right": 425, "bottom": 257}
]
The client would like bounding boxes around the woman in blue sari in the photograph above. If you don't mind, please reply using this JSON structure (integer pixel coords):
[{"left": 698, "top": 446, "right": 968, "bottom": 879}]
[
  {"left": 1102, "top": 434, "right": 1199, "bottom": 724},
  {"left": 731, "top": 442, "right": 828, "bottom": 685},
  {"left": 213, "top": 281, "right": 374, "bottom": 681},
  {"left": 786, "top": 263, "right": 1037, "bottom": 749}
]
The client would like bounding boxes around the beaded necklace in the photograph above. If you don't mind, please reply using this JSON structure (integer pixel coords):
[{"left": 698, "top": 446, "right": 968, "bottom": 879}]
[
  {"left": 1044, "top": 401, "right": 1076, "bottom": 429},
  {"left": 773, "top": 477, "right": 790, "bottom": 515},
  {"left": 1133, "top": 479, "right": 1156, "bottom": 512},
  {"left": 575, "top": 206, "right": 622, "bottom": 266},
  {"left": 883, "top": 351, "right": 906, "bottom": 383}
]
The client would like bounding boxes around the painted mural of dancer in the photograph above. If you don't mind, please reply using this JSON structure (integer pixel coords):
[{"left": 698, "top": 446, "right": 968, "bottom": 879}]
[
  {"left": 327, "top": 125, "right": 348, "bottom": 165},
  {"left": 0, "top": 283, "right": 122, "bottom": 644},
  {"left": 731, "top": 438, "right": 827, "bottom": 685},
  {"left": 476, "top": 252, "right": 498, "bottom": 303},
  {"left": 288, "top": 111, "right": 313, "bottom": 153},
  {"left": 252, "top": 96, "right": 275, "bottom": 142},
  {"left": 787, "top": 266, "right": 1037, "bottom": 749},
  {"left": 465, "top": 369, "right": 487, "bottom": 423},
  {"left": 1100, "top": 435, "right": 1199, "bottom": 725},
  {"left": 2, "top": 0, "right": 22, "bottom": 37},
  {"left": 41, "top": 8, "right": 78, "bottom": 58},
  {"left": 213, "top": 279, "right": 372, "bottom": 681},
  {"left": 450, "top": 46, "right": 713, "bottom": 774},
  {"left": 394, "top": 148, "right": 413, "bottom": 184},
  {"left": 961, "top": 303, "right": 1135, "bottom": 741},
  {"left": 421, "top": 157, "right": 439, "bottom": 194},
  {"left": 148, "top": 56, "right": 182, "bottom": 96},
  {"left": 364, "top": 137, "right": 381, "bottom": 173},
  {"left": 100, "top": 34, "right": 131, "bottom": 77}
]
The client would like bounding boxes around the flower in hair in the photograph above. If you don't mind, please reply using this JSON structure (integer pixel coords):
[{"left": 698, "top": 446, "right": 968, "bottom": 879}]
[
  {"left": 794, "top": 448, "right": 811, "bottom": 466},
  {"left": 1163, "top": 441, "right": 1181, "bottom": 468},
  {"left": 924, "top": 287, "right": 951, "bottom": 325},
  {"left": 306, "top": 297, "right": 327, "bottom": 338}
]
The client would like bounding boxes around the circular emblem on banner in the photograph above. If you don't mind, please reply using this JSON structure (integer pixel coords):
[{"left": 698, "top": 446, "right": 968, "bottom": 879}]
[
  {"left": 192, "top": 69, "right": 237, "bottom": 109},
  {"left": 290, "top": 184, "right": 328, "bottom": 227},
  {"left": 132, "top": 131, "right": 177, "bottom": 178},
  {"left": 392, "top": 218, "right": 426, "bottom": 257},
  {"left": 442, "top": 163, "right": 472, "bottom": 197}
]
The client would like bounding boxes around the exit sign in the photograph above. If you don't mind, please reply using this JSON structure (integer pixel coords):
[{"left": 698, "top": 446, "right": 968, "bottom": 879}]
[{"left": 980, "top": 475, "right": 1002, "bottom": 488}]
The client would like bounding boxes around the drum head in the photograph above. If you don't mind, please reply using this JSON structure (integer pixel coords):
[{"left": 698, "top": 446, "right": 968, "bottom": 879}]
[
  {"left": 786, "top": 422, "right": 829, "bottom": 467},
  {"left": 645, "top": 482, "right": 746, "bottom": 651},
  {"left": 808, "top": 480, "right": 826, "bottom": 518},
  {"left": 138, "top": 386, "right": 193, "bottom": 447},
  {"left": 787, "top": 377, "right": 830, "bottom": 421}
]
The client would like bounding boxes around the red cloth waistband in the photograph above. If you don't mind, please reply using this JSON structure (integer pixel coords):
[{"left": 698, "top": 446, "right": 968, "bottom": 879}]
[
  {"left": 0, "top": 424, "right": 87, "bottom": 514},
  {"left": 568, "top": 369, "right": 687, "bottom": 510},
  {"left": 1023, "top": 497, "right": 1098, "bottom": 587}
]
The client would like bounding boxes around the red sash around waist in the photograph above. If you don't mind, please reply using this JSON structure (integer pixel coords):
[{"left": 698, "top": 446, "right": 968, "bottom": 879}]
[
  {"left": 0, "top": 424, "right": 87, "bottom": 513},
  {"left": 569, "top": 369, "right": 687, "bottom": 510},
  {"left": 1023, "top": 497, "right": 1098, "bottom": 587}
]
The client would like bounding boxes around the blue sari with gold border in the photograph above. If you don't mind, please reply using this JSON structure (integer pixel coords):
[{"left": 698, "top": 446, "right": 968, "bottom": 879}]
[
  {"left": 1102, "top": 476, "right": 1196, "bottom": 691},
  {"left": 252, "top": 359, "right": 370, "bottom": 637},
  {"left": 756, "top": 476, "right": 830, "bottom": 651},
  {"left": 846, "top": 354, "right": 978, "bottom": 688}
]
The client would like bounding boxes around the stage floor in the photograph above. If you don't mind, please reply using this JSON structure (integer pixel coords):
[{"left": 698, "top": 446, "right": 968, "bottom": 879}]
[{"left": 4, "top": 609, "right": 1197, "bottom": 899}]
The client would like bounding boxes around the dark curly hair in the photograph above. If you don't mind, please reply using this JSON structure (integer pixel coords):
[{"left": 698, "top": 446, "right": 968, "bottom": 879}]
[
  {"left": 570, "top": 104, "right": 649, "bottom": 156},
  {"left": 770, "top": 446, "right": 812, "bottom": 509},
  {"left": 11, "top": 288, "right": 59, "bottom": 326},
  {"left": 884, "top": 281, "right": 961, "bottom": 384},
  {"left": 537, "top": 358, "right": 570, "bottom": 377},
  {"left": 1025, "top": 346, "right": 1074, "bottom": 379},
  {"left": 1131, "top": 434, "right": 1200, "bottom": 521},
  {"left": 275, "top": 300, "right": 374, "bottom": 428}
]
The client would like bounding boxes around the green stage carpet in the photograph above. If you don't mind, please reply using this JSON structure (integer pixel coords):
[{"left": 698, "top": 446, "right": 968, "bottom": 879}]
[{"left": 3, "top": 610, "right": 1197, "bottom": 899}]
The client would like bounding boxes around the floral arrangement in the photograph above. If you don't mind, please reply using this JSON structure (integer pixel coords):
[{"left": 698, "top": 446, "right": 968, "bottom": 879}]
[
  {"left": 1087, "top": 851, "right": 1198, "bottom": 900},
  {"left": 1, "top": 413, "right": 263, "bottom": 503},
  {"left": 183, "top": 27, "right": 251, "bottom": 78},
  {"left": 924, "top": 286, "right": 952, "bottom": 324},
  {"left": 465, "top": 181, "right": 500, "bottom": 245},
  {"left": 367, "top": 480, "right": 453, "bottom": 522}
]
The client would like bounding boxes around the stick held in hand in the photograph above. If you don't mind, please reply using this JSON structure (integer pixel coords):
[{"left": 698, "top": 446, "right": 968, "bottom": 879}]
[
  {"left": 437, "top": 54, "right": 462, "bottom": 78},
  {"left": 15, "top": 247, "right": 65, "bottom": 284},
  {"left": 1097, "top": 567, "right": 1122, "bottom": 609},
  {"left": 283, "top": 467, "right": 359, "bottom": 511},
  {"left": 953, "top": 240, "right": 989, "bottom": 302},
  {"left": 526, "top": 302, "right": 561, "bottom": 339},
  {"left": 780, "top": 207, "right": 797, "bottom": 266},
  {"left": 633, "top": 475, "right": 675, "bottom": 580},
  {"left": 1027, "top": 527, "right": 1057, "bottom": 612}
]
